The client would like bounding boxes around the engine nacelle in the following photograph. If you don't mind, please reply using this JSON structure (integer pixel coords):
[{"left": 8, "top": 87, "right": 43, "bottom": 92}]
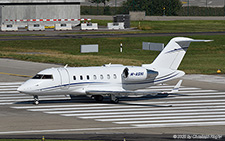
[{"left": 122, "top": 67, "right": 158, "bottom": 82}]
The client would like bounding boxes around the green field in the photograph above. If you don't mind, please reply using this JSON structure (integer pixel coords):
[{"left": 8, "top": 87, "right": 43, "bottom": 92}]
[
  {"left": 91, "top": 20, "right": 225, "bottom": 33},
  {"left": 61, "top": 20, "right": 225, "bottom": 36},
  {"left": 0, "top": 34, "right": 224, "bottom": 74}
]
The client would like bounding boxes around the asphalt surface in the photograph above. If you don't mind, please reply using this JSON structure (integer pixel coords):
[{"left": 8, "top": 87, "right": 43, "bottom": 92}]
[
  {"left": 0, "top": 58, "right": 225, "bottom": 140},
  {"left": 0, "top": 31, "right": 225, "bottom": 41}
]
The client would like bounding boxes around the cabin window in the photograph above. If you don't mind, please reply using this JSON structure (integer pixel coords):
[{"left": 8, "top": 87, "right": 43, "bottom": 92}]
[
  {"left": 80, "top": 75, "right": 83, "bottom": 80},
  {"left": 32, "top": 74, "right": 53, "bottom": 79},
  {"left": 93, "top": 75, "right": 97, "bottom": 80},
  {"left": 113, "top": 74, "right": 117, "bottom": 79},
  {"left": 107, "top": 74, "right": 110, "bottom": 79},
  {"left": 87, "top": 75, "right": 90, "bottom": 80},
  {"left": 100, "top": 75, "right": 103, "bottom": 79},
  {"left": 73, "top": 76, "right": 76, "bottom": 80}
]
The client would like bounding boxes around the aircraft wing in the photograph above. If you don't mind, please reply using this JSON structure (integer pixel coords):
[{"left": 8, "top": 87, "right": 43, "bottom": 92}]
[
  {"left": 86, "top": 90, "right": 159, "bottom": 96},
  {"left": 86, "top": 80, "right": 183, "bottom": 96}
]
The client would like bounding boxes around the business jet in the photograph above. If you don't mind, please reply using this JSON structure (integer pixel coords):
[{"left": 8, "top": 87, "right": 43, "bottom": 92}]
[{"left": 17, "top": 37, "right": 211, "bottom": 105}]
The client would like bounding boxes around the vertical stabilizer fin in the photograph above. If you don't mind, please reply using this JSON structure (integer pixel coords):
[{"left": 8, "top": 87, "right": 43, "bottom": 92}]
[{"left": 151, "top": 37, "right": 212, "bottom": 70}]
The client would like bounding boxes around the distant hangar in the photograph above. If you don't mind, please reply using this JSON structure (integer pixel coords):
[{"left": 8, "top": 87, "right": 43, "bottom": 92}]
[{"left": 0, "top": 0, "right": 85, "bottom": 27}]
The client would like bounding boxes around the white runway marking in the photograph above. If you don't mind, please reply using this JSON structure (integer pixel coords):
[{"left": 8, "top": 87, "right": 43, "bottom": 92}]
[
  {"left": 12, "top": 103, "right": 112, "bottom": 109},
  {"left": 0, "top": 88, "right": 17, "bottom": 91},
  {"left": 96, "top": 114, "right": 225, "bottom": 122},
  {"left": 62, "top": 108, "right": 225, "bottom": 117},
  {"left": 167, "top": 95, "right": 225, "bottom": 99},
  {"left": 0, "top": 94, "right": 26, "bottom": 96},
  {"left": 125, "top": 99, "right": 225, "bottom": 105},
  {"left": 134, "top": 121, "right": 225, "bottom": 128},
  {"left": 0, "top": 91, "right": 19, "bottom": 94},
  {"left": 0, "top": 82, "right": 225, "bottom": 129},
  {"left": 0, "top": 82, "right": 71, "bottom": 105},
  {"left": 12, "top": 99, "right": 225, "bottom": 109},
  {"left": 45, "top": 105, "right": 225, "bottom": 114},
  {"left": 0, "top": 97, "right": 70, "bottom": 102},
  {"left": 82, "top": 111, "right": 225, "bottom": 119},
  {"left": 115, "top": 118, "right": 225, "bottom": 124},
  {"left": 0, "top": 86, "right": 19, "bottom": 88},
  {"left": 179, "top": 92, "right": 225, "bottom": 95}
]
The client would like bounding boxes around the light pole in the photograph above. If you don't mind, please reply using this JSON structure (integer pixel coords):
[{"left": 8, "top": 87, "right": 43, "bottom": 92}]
[
  {"left": 97, "top": 0, "right": 99, "bottom": 15},
  {"left": 224, "top": 0, "right": 225, "bottom": 16},
  {"left": 115, "top": 0, "right": 117, "bottom": 14},
  {"left": 188, "top": 0, "right": 189, "bottom": 16}
]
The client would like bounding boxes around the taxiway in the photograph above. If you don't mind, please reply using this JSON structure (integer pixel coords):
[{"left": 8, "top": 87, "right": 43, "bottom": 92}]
[{"left": 0, "top": 58, "right": 225, "bottom": 140}]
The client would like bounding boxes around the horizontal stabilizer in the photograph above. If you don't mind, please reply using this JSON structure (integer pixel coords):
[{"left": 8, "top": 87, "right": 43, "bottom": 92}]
[{"left": 176, "top": 39, "right": 213, "bottom": 43}]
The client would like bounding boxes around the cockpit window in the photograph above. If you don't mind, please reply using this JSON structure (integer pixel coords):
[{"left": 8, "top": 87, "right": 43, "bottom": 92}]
[
  {"left": 42, "top": 75, "right": 53, "bottom": 79},
  {"left": 32, "top": 74, "right": 43, "bottom": 79},
  {"left": 32, "top": 74, "right": 53, "bottom": 79}
]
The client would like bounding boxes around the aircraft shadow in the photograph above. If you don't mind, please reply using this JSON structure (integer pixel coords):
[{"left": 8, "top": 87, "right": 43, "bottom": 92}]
[{"left": 14, "top": 93, "right": 176, "bottom": 107}]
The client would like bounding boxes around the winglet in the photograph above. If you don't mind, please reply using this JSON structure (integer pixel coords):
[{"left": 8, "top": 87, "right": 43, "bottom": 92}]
[{"left": 170, "top": 80, "right": 183, "bottom": 93}]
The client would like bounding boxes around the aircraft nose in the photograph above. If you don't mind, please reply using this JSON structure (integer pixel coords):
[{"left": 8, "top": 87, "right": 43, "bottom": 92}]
[
  {"left": 17, "top": 81, "right": 41, "bottom": 94},
  {"left": 17, "top": 83, "right": 31, "bottom": 93},
  {"left": 17, "top": 85, "right": 25, "bottom": 93}
]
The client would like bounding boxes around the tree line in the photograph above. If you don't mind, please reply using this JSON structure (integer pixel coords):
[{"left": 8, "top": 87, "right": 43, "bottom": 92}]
[{"left": 89, "top": 0, "right": 182, "bottom": 16}]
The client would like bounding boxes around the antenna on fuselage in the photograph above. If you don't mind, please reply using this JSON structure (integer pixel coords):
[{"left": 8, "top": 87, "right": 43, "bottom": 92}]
[{"left": 64, "top": 64, "right": 68, "bottom": 68}]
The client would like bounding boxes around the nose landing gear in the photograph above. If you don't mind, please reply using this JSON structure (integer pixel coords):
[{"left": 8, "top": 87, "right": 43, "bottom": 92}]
[{"left": 33, "top": 95, "right": 39, "bottom": 105}]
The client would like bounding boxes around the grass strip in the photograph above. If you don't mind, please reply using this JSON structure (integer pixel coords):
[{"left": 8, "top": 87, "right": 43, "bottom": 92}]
[{"left": 0, "top": 35, "right": 224, "bottom": 74}]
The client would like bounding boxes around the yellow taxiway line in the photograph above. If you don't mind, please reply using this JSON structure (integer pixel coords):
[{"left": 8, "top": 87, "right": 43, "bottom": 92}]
[{"left": 0, "top": 72, "right": 32, "bottom": 78}]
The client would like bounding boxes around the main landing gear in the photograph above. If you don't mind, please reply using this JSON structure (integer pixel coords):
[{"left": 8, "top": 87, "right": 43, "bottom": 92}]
[
  {"left": 33, "top": 95, "right": 39, "bottom": 105},
  {"left": 93, "top": 95, "right": 119, "bottom": 104},
  {"left": 93, "top": 95, "right": 104, "bottom": 102},
  {"left": 110, "top": 94, "right": 119, "bottom": 104}
]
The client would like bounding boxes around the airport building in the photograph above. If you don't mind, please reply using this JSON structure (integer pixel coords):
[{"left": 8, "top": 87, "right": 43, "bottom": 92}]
[{"left": 0, "top": 0, "right": 85, "bottom": 27}]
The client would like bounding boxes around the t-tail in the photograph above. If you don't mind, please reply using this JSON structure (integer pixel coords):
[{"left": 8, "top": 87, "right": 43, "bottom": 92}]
[{"left": 151, "top": 37, "right": 212, "bottom": 70}]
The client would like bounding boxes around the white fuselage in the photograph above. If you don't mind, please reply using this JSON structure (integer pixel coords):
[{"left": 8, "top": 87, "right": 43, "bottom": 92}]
[{"left": 17, "top": 64, "right": 185, "bottom": 96}]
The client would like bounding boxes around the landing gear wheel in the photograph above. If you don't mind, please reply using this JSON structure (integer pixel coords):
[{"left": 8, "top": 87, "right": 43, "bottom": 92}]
[
  {"left": 33, "top": 95, "right": 39, "bottom": 105},
  {"left": 34, "top": 100, "right": 39, "bottom": 105},
  {"left": 94, "top": 95, "right": 104, "bottom": 102}
]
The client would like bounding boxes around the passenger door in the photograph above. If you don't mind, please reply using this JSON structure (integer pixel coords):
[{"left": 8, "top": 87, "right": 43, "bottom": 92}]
[{"left": 57, "top": 68, "right": 70, "bottom": 90}]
